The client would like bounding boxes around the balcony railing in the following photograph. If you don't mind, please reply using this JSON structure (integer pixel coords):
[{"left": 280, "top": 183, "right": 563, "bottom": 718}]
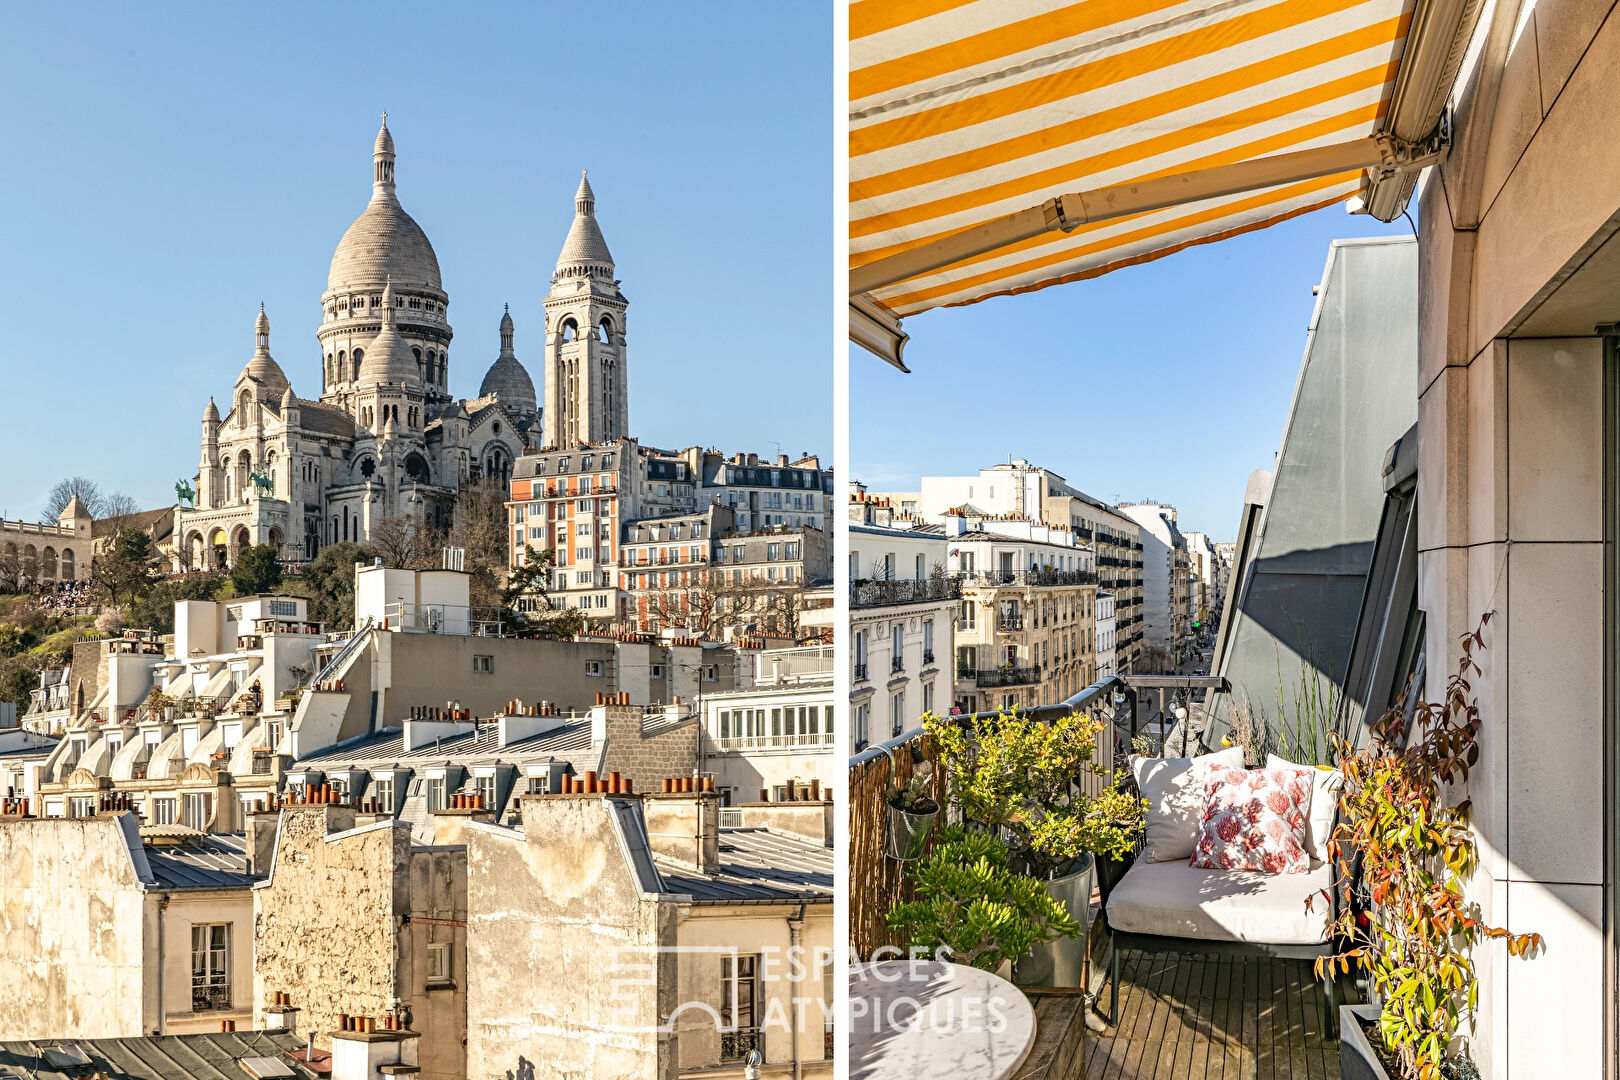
[
  {"left": 192, "top": 983, "right": 232, "bottom": 1012},
  {"left": 997, "top": 615, "right": 1024, "bottom": 631},
  {"left": 890, "top": 656, "right": 904, "bottom": 674},
  {"left": 720, "top": 1028, "right": 762, "bottom": 1062},
  {"left": 854, "top": 663, "right": 869, "bottom": 682},
  {"left": 970, "top": 665, "right": 1041, "bottom": 688},
  {"left": 715, "top": 731, "right": 837, "bottom": 752},
  {"left": 963, "top": 567, "right": 1098, "bottom": 588},
  {"left": 851, "top": 576, "right": 962, "bottom": 608}
]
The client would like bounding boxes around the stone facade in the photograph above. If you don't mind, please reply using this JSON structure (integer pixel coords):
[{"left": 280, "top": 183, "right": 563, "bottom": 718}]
[
  {"left": 0, "top": 495, "right": 91, "bottom": 586},
  {"left": 253, "top": 804, "right": 467, "bottom": 1080}
]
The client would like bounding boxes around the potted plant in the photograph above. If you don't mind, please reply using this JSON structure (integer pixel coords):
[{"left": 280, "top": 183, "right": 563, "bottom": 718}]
[
  {"left": 887, "top": 825, "right": 1081, "bottom": 972},
  {"left": 926, "top": 708, "right": 1145, "bottom": 987},
  {"left": 1316, "top": 613, "right": 1541, "bottom": 1080},
  {"left": 885, "top": 760, "right": 938, "bottom": 861}
]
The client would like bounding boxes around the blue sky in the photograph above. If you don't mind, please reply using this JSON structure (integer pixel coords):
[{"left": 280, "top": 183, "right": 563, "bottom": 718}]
[
  {"left": 0, "top": 3, "right": 830, "bottom": 520},
  {"left": 850, "top": 205, "right": 1409, "bottom": 542}
]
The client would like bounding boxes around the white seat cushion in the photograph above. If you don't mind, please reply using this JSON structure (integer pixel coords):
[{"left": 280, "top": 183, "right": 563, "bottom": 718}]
[
  {"left": 1106, "top": 856, "right": 1333, "bottom": 945},
  {"left": 1132, "top": 746, "right": 1245, "bottom": 862}
]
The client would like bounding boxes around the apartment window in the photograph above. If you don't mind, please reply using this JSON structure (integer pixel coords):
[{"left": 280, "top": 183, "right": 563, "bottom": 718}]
[
  {"left": 191, "top": 924, "right": 230, "bottom": 1011},
  {"left": 958, "top": 601, "right": 976, "bottom": 630},
  {"left": 891, "top": 691, "right": 906, "bottom": 737},
  {"left": 473, "top": 655, "right": 493, "bottom": 674},
  {"left": 472, "top": 774, "right": 496, "bottom": 809},
  {"left": 374, "top": 777, "right": 396, "bottom": 813},
  {"left": 719, "top": 954, "right": 761, "bottom": 1061},
  {"left": 923, "top": 681, "right": 935, "bottom": 715},
  {"left": 425, "top": 778, "right": 446, "bottom": 812},
  {"left": 585, "top": 660, "right": 604, "bottom": 677},
  {"left": 704, "top": 665, "right": 719, "bottom": 682},
  {"left": 68, "top": 795, "right": 95, "bottom": 818},
  {"left": 151, "top": 798, "right": 177, "bottom": 825},
  {"left": 767, "top": 543, "right": 780, "bottom": 561},
  {"left": 426, "top": 942, "right": 452, "bottom": 985},
  {"left": 855, "top": 702, "right": 871, "bottom": 747},
  {"left": 180, "top": 792, "right": 212, "bottom": 830},
  {"left": 923, "top": 619, "right": 935, "bottom": 660},
  {"left": 891, "top": 623, "right": 904, "bottom": 669},
  {"left": 526, "top": 773, "right": 550, "bottom": 794},
  {"left": 786, "top": 542, "right": 799, "bottom": 559}
]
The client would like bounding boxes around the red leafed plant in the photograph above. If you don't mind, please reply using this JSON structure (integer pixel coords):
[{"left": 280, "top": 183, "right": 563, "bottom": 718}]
[{"left": 1313, "top": 612, "right": 1541, "bottom": 1080}]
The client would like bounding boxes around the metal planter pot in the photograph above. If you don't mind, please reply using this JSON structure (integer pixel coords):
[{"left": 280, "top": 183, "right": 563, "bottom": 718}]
[
  {"left": 885, "top": 802, "right": 938, "bottom": 861},
  {"left": 1012, "top": 853, "right": 1095, "bottom": 988},
  {"left": 1339, "top": 1004, "right": 1389, "bottom": 1080}
]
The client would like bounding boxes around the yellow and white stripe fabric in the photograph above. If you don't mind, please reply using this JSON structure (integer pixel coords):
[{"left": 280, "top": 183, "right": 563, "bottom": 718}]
[{"left": 851, "top": 0, "right": 1414, "bottom": 317}]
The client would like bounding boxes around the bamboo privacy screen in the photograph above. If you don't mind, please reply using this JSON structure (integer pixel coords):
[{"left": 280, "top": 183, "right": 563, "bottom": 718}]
[{"left": 848, "top": 732, "right": 941, "bottom": 961}]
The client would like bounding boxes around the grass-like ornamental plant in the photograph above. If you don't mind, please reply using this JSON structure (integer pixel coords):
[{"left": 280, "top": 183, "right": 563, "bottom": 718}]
[
  {"left": 924, "top": 708, "right": 1146, "bottom": 878},
  {"left": 1313, "top": 613, "right": 1541, "bottom": 1080},
  {"left": 887, "top": 826, "right": 1082, "bottom": 971}
]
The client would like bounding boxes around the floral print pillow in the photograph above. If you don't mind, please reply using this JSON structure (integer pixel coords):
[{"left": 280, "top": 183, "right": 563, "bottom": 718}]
[{"left": 1189, "top": 764, "right": 1312, "bottom": 874}]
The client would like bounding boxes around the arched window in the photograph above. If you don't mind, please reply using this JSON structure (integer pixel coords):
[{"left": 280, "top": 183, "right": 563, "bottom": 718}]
[
  {"left": 60, "top": 548, "right": 75, "bottom": 580},
  {"left": 237, "top": 451, "right": 252, "bottom": 502},
  {"left": 352, "top": 349, "right": 364, "bottom": 380},
  {"left": 21, "top": 545, "right": 37, "bottom": 583},
  {"left": 40, "top": 547, "right": 57, "bottom": 580},
  {"left": 560, "top": 318, "right": 578, "bottom": 343},
  {"left": 598, "top": 317, "right": 612, "bottom": 343},
  {"left": 238, "top": 390, "right": 252, "bottom": 424},
  {"left": 427, "top": 350, "right": 438, "bottom": 383},
  {"left": 337, "top": 350, "right": 347, "bottom": 381},
  {"left": 405, "top": 453, "right": 430, "bottom": 484}
]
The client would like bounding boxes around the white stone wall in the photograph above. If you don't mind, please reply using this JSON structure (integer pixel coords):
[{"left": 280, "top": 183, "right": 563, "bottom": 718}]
[{"left": 1413, "top": 5, "right": 1620, "bottom": 1075}]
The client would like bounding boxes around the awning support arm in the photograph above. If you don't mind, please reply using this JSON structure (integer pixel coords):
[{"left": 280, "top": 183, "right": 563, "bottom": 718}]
[{"left": 850, "top": 130, "right": 1447, "bottom": 297}]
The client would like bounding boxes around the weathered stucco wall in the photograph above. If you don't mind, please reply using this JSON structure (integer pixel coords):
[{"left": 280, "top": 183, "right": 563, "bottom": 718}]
[
  {"left": 253, "top": 807, "right": 404, "bottom": 1045},
  {"left": 407, "top": 846, "right": 468, "bottom": 1080},
  {"left": 465, "top": 795, "right": 675, "bottom": 1080},
  {"left": 675, "top": 906, "right": 834, "bottom": 1075},
  {"left": 0, "top": 815, "right": 150, "bottom": 1040}
]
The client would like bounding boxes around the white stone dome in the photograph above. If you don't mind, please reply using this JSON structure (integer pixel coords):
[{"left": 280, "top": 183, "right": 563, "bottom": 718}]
[
  {"left": 327, "top": 116, "right": 442, "bottom": 293},
  {"left": 478, "top": 306, "right": 536, "bottom": 412},
  {"left": 359, "top": 280, "right": 421, "bottom": 385}
]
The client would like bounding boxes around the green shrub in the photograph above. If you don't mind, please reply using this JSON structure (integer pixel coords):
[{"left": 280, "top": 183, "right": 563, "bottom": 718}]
[{"left": 887, "top": 826, "right": 1081, "bottom": 971}]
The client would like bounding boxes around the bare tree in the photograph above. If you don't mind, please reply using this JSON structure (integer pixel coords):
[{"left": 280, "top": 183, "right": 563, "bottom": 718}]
[
  {"left": 101, "top": 492, "right": 142, "bottom": 533},
  {"left": 44, "top": 476, "right": 105, "bottom": 520},
  {"left": 369, "top": 514, "right": 426, "bottom": 569}
]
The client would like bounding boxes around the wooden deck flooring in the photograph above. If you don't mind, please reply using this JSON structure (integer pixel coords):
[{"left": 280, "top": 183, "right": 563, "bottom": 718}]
[{"left": 1021, "top": 951, "right": 1340, "bottom": 1080}]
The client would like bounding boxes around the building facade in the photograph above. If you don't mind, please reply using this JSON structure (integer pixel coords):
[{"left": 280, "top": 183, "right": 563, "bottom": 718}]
[
  {"left": 700, "top": 644, "right": 836, "bottom": 801},
  {"left": 943, "top": 513, "right": 1096, "bottom": 715},
  {"left": 1095, "top": 592, "right": 1117, "bottom": 679},
  {"left": 0, "top": 496, "right": 92, "bottom": 587},
  {"left": 848, "top": 490, "right": 957, "bottom": 749},
  {"left": 1119, "top": 502, "right": 1192, "bottom": 665},
  {"left": 173, "top": 117, "right": 542, "bottom": 570}
]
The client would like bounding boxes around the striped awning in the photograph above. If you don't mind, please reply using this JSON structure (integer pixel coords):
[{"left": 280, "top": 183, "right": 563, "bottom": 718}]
[{"left": 850, "top": 0, "right": 1474, "bottom": 363}]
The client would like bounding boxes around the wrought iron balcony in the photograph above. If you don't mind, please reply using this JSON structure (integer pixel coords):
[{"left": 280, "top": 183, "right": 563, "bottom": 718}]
[
  {"left": 851, "top": 575, "right": 962, "bottom": 609},
  {"left": 964, "top": 567, "right": 1098, "bottom": 588},
  {"left": 192, "top": 984, "right": 232, "bottom": 1012},
  {"left": 854, "top": 663, "right": 869, "bottom": 682},
  {"left": 720, "top": 1028, "right": 762, "bottom": 1063},
  {"left": 970, "top": 665, "right": 1041, "bottom": 688},
  {"left": 890, "top": 656, "right": 905, "bottom": 674}
]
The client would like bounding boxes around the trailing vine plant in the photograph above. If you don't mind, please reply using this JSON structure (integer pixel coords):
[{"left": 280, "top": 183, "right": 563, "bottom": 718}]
[{"left": 1313, "top": 613, "right": 1541, "bottom": 1080}]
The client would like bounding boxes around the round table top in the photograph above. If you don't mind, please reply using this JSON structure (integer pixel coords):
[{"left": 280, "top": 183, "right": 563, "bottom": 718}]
[{"left": 848, "top": 959, "right": 1037, "bottom": 1080}]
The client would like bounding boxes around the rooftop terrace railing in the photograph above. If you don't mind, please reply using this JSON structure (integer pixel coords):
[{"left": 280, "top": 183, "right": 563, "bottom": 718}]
[{"left": 851, "top": 576, "right": 962, "bottom": 608}]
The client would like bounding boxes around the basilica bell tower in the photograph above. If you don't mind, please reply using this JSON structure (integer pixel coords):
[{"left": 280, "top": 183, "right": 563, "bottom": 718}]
[{"left": 542, "top": 172, "right": 629, "bottom": 448}]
